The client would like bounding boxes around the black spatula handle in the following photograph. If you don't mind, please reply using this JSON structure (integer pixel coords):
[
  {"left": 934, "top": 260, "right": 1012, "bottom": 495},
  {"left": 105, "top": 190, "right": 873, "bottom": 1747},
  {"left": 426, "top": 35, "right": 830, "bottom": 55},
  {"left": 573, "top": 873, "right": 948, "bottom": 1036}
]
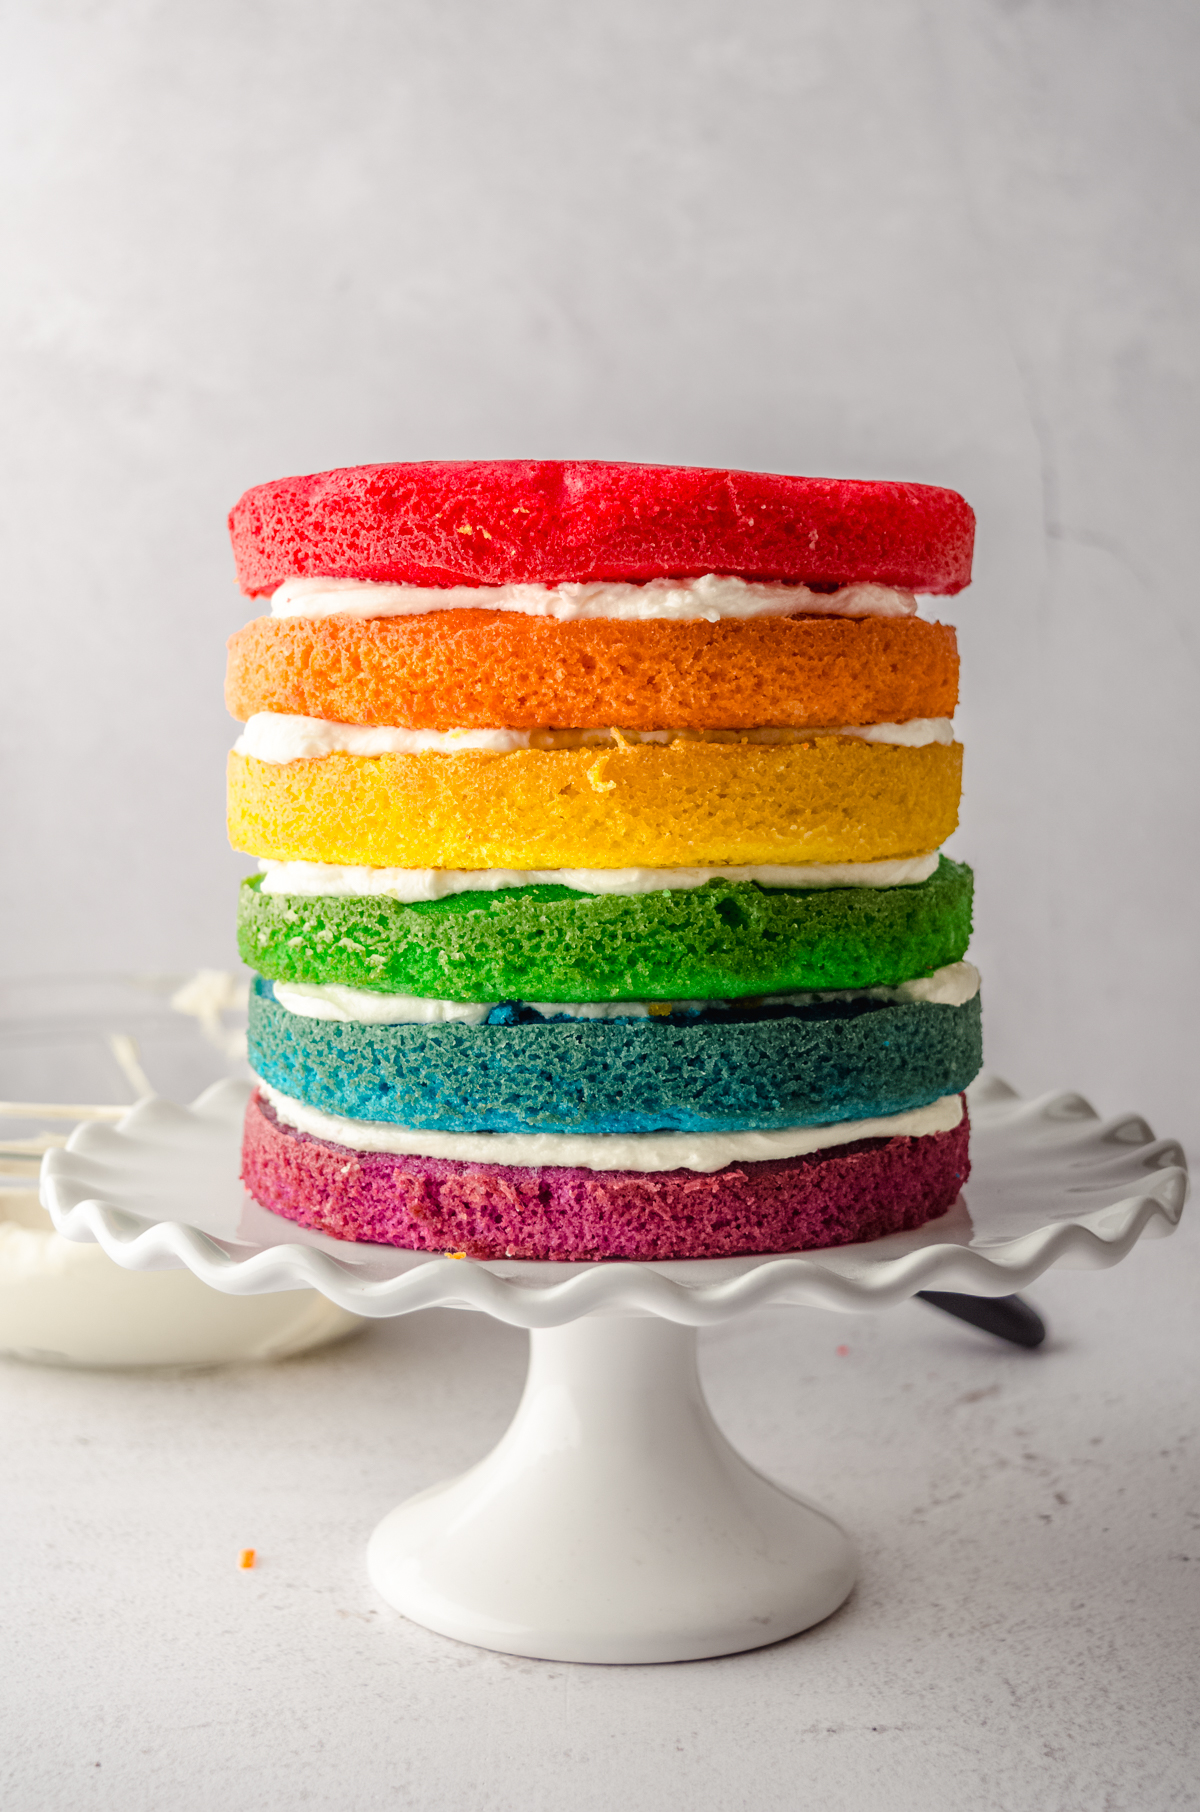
[{"left": 916, "top": 1291, "right": 1047, "bottom": 1349}]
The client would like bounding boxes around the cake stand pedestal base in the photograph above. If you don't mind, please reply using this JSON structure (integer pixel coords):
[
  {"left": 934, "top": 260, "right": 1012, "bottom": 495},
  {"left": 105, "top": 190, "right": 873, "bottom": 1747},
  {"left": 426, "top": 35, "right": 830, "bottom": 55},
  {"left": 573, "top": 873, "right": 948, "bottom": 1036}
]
[
  {"left": 366, "top": 1314, "right": 856, "bottom": 1664},
  {"left": 44, "top": 1077, "right": 1188, "bottom": 1664}
]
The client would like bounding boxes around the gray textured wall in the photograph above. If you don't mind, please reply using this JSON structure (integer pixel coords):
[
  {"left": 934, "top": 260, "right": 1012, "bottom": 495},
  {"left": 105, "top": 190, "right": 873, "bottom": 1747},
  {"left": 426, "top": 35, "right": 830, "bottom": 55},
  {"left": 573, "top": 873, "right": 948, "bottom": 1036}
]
[{"left": 2, "top": 0, "right": 1196, "bottom": 1146}]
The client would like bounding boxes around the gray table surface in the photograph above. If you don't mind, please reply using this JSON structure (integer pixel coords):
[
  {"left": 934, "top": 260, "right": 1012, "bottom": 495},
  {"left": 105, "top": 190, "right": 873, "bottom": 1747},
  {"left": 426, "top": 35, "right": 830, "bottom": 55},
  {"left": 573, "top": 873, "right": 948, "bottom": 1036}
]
[{"left": 4, "top": 1212, "right": 1197, "bottom": 1812}]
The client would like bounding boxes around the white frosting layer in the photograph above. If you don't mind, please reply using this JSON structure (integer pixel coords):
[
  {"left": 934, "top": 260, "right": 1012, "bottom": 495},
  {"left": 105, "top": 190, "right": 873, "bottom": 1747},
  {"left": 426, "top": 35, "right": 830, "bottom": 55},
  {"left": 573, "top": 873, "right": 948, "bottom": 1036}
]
[
  {"left": 271, "top": 984, "right": 695, "bottom": 1025},
  {"left": 838, "top": 718, "right": 955, "bottom": 748},
  {"left": 269, "top": 574, "right": 918, "bottom": 625},
  {"left": 269, "top": 962, "right": 979, "bottom": 1026},
  {"left": 767, "top": 960, "right": 980, "bottom": 1011},
  {"left": 235, "top": 714, "right": 955, "bottom": 764},
  {"left": 257, "top": 1081, "right": 965, "bottom": 1175},
  {"left": 258, "top": 851, "right": 941, "bottom": 900},
  {"left": 272, "top": 984, "right": 493, "bottom": 1026}
]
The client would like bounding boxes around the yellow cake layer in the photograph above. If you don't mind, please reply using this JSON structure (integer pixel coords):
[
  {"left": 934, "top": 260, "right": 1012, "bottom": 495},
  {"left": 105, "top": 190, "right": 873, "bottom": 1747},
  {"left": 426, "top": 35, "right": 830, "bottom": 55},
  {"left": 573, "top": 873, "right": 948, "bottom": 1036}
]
[{"left": 228, "top": 739, "right": 961, "bottom": 869}]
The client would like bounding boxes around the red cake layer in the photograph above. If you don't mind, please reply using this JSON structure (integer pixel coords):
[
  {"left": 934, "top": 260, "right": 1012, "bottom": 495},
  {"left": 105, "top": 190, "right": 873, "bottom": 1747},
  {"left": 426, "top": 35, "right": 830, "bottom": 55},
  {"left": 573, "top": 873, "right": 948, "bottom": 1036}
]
[
  {"left": 229, "top": 461, "right": 975, "bottom": 596},
  {"left": 241, "top": 1091, "right": 970, "bottom": 1263}
]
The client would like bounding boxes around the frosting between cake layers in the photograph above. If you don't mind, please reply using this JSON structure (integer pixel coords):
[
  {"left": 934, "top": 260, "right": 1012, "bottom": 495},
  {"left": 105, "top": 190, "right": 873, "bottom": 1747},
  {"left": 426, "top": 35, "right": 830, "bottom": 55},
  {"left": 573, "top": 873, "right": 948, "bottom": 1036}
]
[
  {"left": 272, "top": 984, "right": 494, "bottom": 1025},
  {"left": 269, "top": 574, "right": 919, "bottom": 624},
  {"left": 256, "top": 851, "right": 942, "bottom": 900},
  {"left": 235, "top": 715, "right": 956, "bottom": 764},
  {"left": 254, "top": 1079, "right": 965, "bottom": 1174},
  {"left": 270, "top": 961, "right": 980, "bottom": 1026}
]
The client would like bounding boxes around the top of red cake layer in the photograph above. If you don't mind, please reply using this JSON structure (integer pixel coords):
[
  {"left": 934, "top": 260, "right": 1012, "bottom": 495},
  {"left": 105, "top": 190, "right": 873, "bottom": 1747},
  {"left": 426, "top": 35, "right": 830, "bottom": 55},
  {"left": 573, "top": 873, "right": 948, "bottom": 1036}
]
[{"left": 229, "top": 461, "right": 974, "bottom": 596}]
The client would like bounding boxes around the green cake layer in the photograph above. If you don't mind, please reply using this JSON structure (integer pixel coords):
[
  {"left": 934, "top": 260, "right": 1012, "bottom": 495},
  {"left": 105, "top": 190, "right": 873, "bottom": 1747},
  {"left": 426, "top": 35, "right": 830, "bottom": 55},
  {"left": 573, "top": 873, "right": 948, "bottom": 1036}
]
[{"left": 237, "top": 857, "right": 973, "bottom": 1003}]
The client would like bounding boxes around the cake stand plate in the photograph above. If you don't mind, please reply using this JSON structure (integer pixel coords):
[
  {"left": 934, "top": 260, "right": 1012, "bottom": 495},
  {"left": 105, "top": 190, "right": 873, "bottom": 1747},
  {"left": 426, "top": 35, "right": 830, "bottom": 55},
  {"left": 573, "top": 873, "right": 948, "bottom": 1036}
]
[{"left": 42, "top": 1076, "right": 1187, "bottom": 1664}]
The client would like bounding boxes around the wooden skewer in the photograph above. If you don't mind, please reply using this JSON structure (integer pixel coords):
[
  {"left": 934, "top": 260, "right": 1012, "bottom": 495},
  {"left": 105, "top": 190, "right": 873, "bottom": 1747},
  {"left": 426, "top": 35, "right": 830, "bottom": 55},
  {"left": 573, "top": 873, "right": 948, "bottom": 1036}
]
[
  {"left": 0, "top": 1102, "right": 128, "bottom": 1123},
  {"left": 106, "top": 1033, "right": 154, "bottom": 1099}
]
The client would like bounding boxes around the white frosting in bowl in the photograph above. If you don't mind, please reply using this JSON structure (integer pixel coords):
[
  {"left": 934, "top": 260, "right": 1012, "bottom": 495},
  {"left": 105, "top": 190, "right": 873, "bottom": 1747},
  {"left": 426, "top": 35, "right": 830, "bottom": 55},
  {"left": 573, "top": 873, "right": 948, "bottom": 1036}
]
[{"left": 0, "top": 1188, "right": 361, "bottom": 1366}]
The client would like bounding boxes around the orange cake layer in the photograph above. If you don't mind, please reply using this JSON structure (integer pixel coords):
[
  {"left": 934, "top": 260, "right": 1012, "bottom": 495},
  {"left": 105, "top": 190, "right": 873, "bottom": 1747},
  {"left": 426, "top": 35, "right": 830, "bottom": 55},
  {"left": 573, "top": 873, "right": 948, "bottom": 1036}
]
[
  {"left": 227, "top": 737, "right": 962, "bottom": 869},
  {"left": 225, "top": 611, "right": 958, "bottom": 731}
]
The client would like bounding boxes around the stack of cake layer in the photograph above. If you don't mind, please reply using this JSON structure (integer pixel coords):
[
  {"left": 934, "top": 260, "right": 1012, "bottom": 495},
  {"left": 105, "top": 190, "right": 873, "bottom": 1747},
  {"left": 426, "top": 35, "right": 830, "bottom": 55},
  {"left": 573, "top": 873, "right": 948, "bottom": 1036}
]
[{"left": 226, "top": 461, "right": 981, "bottom": 1261}]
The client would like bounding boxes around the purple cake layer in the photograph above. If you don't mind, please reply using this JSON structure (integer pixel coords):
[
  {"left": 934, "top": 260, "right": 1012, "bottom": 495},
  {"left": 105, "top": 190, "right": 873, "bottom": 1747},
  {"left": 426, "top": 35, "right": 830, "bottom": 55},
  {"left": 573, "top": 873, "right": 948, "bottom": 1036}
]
[{"left": 242, "top": 1091, "right": 970, "bottom": 1262}]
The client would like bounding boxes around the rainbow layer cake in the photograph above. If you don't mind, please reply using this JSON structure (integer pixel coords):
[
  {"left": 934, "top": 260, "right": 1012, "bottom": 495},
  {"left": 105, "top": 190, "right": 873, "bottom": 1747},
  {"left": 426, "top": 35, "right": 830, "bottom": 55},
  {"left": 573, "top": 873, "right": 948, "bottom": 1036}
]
[{"left": 227, "top": 460, "right": 980, "bottom": 1261}]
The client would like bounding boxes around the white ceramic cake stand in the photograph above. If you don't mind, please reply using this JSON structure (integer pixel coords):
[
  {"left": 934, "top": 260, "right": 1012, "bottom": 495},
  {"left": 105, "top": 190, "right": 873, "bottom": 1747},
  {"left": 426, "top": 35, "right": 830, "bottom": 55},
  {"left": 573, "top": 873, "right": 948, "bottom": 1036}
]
[{"left": 41, "top": 1075, "right": 1187, "bottom": 1665}]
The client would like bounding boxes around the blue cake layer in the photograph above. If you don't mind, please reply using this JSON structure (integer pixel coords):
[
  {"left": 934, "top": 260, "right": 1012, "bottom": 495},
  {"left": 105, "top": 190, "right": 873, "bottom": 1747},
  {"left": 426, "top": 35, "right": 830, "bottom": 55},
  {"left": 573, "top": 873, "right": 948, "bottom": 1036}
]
[{"left": 248, "top": 977, "right": 983, "bottom": 1136}]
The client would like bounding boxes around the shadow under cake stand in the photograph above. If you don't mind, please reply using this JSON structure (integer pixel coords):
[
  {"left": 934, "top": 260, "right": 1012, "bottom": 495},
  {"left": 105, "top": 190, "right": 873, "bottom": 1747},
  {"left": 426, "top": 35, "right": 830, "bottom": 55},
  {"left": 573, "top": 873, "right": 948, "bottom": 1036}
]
[{"left": 42, "top": 1075, "right": 1187, "bottom": 1665}]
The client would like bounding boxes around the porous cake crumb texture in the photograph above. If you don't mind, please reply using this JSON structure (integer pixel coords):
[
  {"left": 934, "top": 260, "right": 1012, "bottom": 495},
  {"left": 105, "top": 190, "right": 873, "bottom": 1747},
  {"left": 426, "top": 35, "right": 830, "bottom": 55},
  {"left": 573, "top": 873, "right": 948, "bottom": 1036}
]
[
  {"left": 227, "top": 738, "right": 962, "bottom": 869},
  {"left": 229, "top": 461, "right": 976, "bottom": 596},
  {"left": 226, "top": 613, "right": 959, "bottom": 731},
  {"left": 237, "top": 858, "right": 973, "bottom": 1002},
  {"left": 229, "top": 458, "right": 980, "bottom": 1259},
  {"left": 247, "top": 977, "right": 983, "bottom": 1134},
  {"left": 241, "top": 1090, "right": 972, "bottom": 1262}
]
